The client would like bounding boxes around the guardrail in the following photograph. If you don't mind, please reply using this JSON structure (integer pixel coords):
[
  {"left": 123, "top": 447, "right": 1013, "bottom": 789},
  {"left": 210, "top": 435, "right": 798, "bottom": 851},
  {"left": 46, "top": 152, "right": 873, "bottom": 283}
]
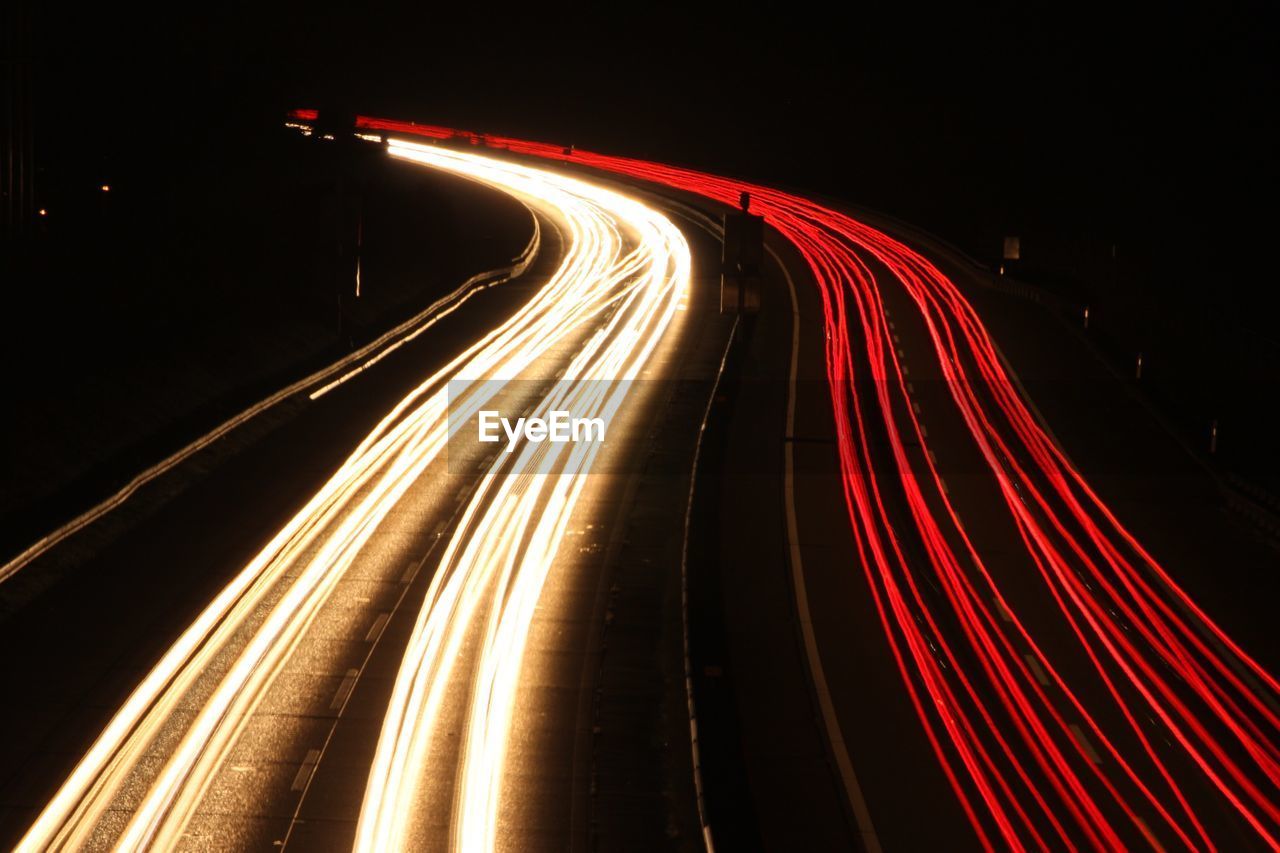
[{"left": 0, "top": 213, "right": 540, "bottom": 586}]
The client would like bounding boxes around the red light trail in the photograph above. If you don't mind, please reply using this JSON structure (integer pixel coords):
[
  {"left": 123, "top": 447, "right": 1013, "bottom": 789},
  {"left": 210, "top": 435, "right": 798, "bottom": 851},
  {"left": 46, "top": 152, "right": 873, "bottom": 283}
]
[{"left": 355, "top": 115, "right": 1280, "bottom": 850}]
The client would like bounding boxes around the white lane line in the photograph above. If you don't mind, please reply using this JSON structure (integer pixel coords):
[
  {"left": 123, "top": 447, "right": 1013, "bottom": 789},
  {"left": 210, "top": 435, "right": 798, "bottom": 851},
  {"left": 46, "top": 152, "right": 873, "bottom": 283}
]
[
  {"left": 364, "top": 613, "right": 391, "bottom": 644},
  {"left": 280, "top": 497, "right": 464, "bottom": 850},
  {"left": 291, "top": 749, "right": 322, "bottom": 791},
  {"left": 400, "top": 561, "right": 421, "bottom": 585},
  {"left": 912, "top": 401, "right": 921, "bottom": 415},
  {"left": 330, "top": 669, "right": 360, "bottom": 711},
  {"left": 919, "top": 423, "right": 928, "bottom": 438},
  {"left": 906, "top": 382, "right": 915, "bottom": 395},
  {"left": 771, "top": 247, "right": 883, "bottom": 853}
]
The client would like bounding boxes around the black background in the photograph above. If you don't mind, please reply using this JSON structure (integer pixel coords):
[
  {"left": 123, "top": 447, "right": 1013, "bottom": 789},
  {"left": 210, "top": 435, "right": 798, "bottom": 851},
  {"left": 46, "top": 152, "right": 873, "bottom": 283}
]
[
  {"left": 29, "top": 4, "right": 1276, "bottom": 299},
  {"left": 10, "top": 1, "right": 1280, "bottom": 484}
]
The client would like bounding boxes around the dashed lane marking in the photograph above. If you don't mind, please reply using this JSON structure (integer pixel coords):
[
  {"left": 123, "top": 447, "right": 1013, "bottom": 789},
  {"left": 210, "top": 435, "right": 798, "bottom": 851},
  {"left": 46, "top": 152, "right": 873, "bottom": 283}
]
[
  {"left": 364, "top": 612, "right": 390, "bottom": 643},
  {"left": 291, "top": 749, "right": 322, "bottom": 791},
  {"left": 993, "top": 597, "right": 1014, "bottom": 623},
  {"left": 1024, "top": 654, "right": 1050, "bottom": 686},
  {"left": 1069, "top": 723, "right": 1102, "bottom": 764},
  {"left": 330, "top": 668, "right": 360, "bottom": 710}
]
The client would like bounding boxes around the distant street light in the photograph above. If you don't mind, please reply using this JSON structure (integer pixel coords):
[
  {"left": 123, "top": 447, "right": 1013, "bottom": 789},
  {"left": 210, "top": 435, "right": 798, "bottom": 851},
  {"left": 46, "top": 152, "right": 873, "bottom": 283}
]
[{"left": 101, "top": 184, "right": 110, "bottom": 192}]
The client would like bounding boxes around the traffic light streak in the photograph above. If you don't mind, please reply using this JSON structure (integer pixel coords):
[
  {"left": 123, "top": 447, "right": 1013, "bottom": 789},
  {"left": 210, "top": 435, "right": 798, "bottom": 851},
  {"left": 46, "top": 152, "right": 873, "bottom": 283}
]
[
  {"left": 19, "top": 140, "right": 689, "bottom": 853},
  {"left": 366, "top": 120, "right": 1280, "bottom": 849}
]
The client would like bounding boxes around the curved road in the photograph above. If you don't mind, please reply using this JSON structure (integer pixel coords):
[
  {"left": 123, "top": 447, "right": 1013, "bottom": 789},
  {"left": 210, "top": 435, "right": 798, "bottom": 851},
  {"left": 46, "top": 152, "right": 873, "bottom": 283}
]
[
  {"left": 3, "top": 115, "right": 1278, "bottom": 853},
  {"left": 435, "top": 124, "right": 1280, "bottom": 851},
  {"left": 2, "top": 139, "right": 729, "bottom": 852}
]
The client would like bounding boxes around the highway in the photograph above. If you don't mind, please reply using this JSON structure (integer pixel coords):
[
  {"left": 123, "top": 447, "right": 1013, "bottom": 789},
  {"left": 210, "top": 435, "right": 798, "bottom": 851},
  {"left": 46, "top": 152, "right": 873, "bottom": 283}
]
[
  {"left": 408, "top": 124, "right": 1280, "bottom": 850},
  {"left": 3, "top": 113, "right": 1277, "bottom": 852},
  {"left": 2, "top": 138, "right": 721, "bottom": 850}
]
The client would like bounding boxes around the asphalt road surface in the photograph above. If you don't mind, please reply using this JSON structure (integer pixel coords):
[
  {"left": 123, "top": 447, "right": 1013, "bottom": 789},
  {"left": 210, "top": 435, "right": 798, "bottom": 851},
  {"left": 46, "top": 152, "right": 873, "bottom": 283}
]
[
  {"left": 3, "top": 121, "right": 1278, "bottom": 852},
  {"left": 0, "top": 142, "right": 732, "bottom": 852},
  {"left": 708, "top": 200, "right": 1280, "bottom": 851},
  {"left": 471, "top": 135, "right": 1279, "bottom": 851}
]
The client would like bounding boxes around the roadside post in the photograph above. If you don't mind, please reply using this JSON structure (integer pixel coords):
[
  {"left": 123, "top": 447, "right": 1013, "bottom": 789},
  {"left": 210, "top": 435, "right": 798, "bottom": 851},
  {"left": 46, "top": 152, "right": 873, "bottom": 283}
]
[{"left": 721, "top": 191, "right": 763, "bottom": 314}]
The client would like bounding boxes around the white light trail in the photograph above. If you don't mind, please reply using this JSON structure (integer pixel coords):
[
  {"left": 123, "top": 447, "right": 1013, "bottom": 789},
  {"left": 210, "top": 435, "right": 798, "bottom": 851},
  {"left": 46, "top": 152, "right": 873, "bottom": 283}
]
[
  {"left": 356, "top": 142, "right": 689, "bottom": 853},
  {"left": 18, "top": 140, "right": 690, "bottom": 852}
]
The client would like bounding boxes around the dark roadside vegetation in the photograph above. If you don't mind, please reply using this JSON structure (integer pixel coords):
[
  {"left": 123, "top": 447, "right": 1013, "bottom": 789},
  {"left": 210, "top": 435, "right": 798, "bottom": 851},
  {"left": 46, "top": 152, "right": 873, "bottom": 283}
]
[{"left": 2, "top": 121, "right": 530, "bottom": 559}]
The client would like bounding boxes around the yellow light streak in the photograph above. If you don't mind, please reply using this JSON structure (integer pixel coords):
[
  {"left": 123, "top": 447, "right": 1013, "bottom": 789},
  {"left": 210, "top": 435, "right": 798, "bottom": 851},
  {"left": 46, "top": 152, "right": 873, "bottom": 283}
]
[
  {"left": 356, "top": 143, "right": 689, "bottom": 852},
  {"left": 18, "top": 139, "right": 689, "bottom": 853}
]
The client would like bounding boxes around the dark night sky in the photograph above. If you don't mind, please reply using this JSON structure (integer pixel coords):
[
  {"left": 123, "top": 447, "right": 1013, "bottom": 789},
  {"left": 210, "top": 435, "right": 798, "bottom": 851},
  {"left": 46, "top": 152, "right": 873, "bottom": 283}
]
[{"left": 21, "top": 2, "right": 1280, "bottom": 331}]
